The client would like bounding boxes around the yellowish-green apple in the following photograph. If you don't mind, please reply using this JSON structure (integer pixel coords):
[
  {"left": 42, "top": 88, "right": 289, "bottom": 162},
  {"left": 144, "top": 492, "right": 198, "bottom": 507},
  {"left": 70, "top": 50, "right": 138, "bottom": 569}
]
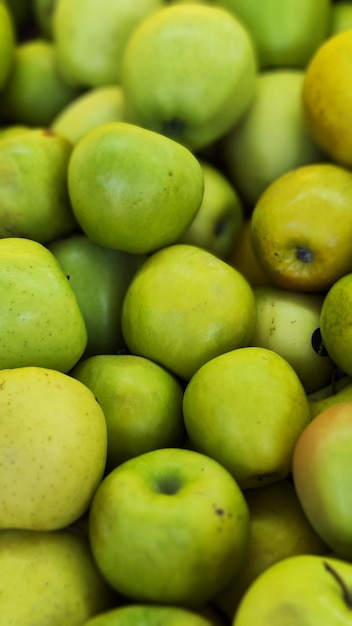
[
  {"left": 178, "top": 160, "right": 244, "bottom": 260},
  {"left": 214, "top": 480, "right": 327, "bottom": 619},
  {"left": 53, "top": 0, "right": 163, "bottom": 87},
  {"left": 249, "top": 286, "right": 335, "bottom": 394},
  {"left": 121, "top": 3, "right": 257, "bottom": 151},
  {"left": 82, "top": 604, "right": 217, "bottom": 626},
  {"left": 308, "top": 375, "right": 352, "bottom": 418},
  {"left": 320, "top": 272, "right": 352, "bottom": 376},
  {"left": 0, "top": 38, "right": 80, "bottom": 127},
  {"left": 71, "top": 354, "right": 185, "bottom": 469},
  {"left": 0, "top": 237, "right": 87, "bottom": 371},
  {"left": 0, "top": 127, "right": 77, "bottom": 243},
  {"left": 48, "top": 234, "right": 144, "bottom": 357},
  {"left": 251, "top": 162, "right": 352, "bottom": 292},
  {"left": 183, "top": 346, "right": 311, "bottom": 489},
  {"left": 217, "top": 0, "right": 331, "bottom": 69},
  {"left": 228, "top": 218, "right": 273, "bottom": 288},
  {"left": 89, "top": 447, "right": 250, "bottom": 607},
  {"left": 0, "top": 1, "right": 15, "bottom": 90},
  {"left": 221, "top": 69, "right": 323, "bottom": 207},
  {"left": 292, "top": 402, "right": 352, "bottom": 559},
  {"left": 0, "top": 366, "right": 107, "bottom": 530},
  {"left": 0, "top": 528, "right": 115, "bottom": 625},
  {"left": 121, "top": 243, "right": 257, "bottom": 380},
  {"left": 68, "top": 122, "right": 204, "bottom": 254},
  {"left": 232, "top": 554, "right": 352, "bottom": 625},
  {"left": 51, "top": 85, "right": 126, "bottom": 145}
]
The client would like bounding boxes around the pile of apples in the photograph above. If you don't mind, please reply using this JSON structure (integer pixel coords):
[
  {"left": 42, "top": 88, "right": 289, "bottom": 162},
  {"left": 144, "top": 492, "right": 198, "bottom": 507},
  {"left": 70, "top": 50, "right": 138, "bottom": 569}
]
[{"left": 2, "top": 0, "right": 352, "bottom": 624}]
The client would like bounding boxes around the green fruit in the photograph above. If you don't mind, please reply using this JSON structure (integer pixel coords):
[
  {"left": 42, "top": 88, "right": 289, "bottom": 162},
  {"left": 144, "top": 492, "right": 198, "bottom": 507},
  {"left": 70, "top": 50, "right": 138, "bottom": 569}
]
[
  {"left": 0, "top": 38, "right": 80, "bottom": 126},
  {"left": 121, "top": 3, "right": 257, "bottom": 151},
  {"left": 0, "top": 366, "right": 107, "bottom": 530},
  {"left": 48, "top": 233, "right": 144, "bottom": 356},
  {"left": 89, "top": 447, "right": 250, "bottom": 607},
  {"left": 68, "top": 122, "right": 204, "bottom": 254},
  {"left": 82, "top": 604, "right": 216, "bottom": 626},
  {"left": 0, "top": 1, "right": 15, "bottom": 90},
  {"left": 320, "top": 273, "right": 352, "bottom": 376},
  {"left": 183, "top": 346, "right": 311, "bottom": 488},
  {"left": 0, "top": 127, "right": 77, "bottom": 243},
  {"left": 0, "top": 237, "right": 87, "bottom": 371},
  {"left": 51, "top": 85, "right": 126, "bottom": 145},
  {"left": 121, "top": 244, "right": 257, "bottom": 380},
  {"left": 53, "top": 0, "right": 163, "bottom": 87},
  {"left": 0, "top": 529, "right": 115, "bottom": 625}
]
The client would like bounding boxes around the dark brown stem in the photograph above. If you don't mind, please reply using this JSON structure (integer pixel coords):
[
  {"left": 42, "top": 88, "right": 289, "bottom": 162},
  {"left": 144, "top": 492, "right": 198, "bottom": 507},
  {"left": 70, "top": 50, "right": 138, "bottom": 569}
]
[{"left": 324, "top": 561, "right": 352, "bottom": 608}]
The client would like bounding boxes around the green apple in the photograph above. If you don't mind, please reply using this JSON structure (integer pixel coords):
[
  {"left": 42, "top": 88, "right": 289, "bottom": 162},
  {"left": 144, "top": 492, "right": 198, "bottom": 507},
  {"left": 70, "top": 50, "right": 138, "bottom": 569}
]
[
  {"left": 0, "top": 1, "right": 15, "bottom": 90},
  {"left": 67, "top": 122, "right": 204, "bottom": 254},
  {"left": 0, "top": 237, "right": 87, "bottom": 371},
  {"left": 183, "top": 346, "right": 311, "bottom": 489},
  {"left": 217, "top": 0, "right": 331, "bottom": 69},
  {"left": 221, "top": 69, "right": 323, "bottom": 207},
  {"left": 178, "top": 160, "right": 244, "bottom": 260},
  {"left": 0, "top": 38, "right": 80, "bottom": 127},
  {"left": 48, "top": 234, "right": 144, "bottom": 357},
  {"left": 71, "top": 354, "right": 185, "bottom": 469},
  {"left": 53, "top": 0, "right": 163, "bottom": 87},
  {"left": 249, "top": 286, "right": 335, "bottom": 394},
  {"left": 121, "top": 3, "right": 257, "bottom": 151},
  {"left": 0, "top": 366, "right": 107, "bottom": 530},
  {"left": 251, "top": 162, "right": 352, "bottom": 292},
  {"left": 320, "top": 272, "right": 352, "bottom": 376},
  {"left": 0, "top": 528, "right": 116, "bottom": 625},
  {"left": 214, "top": 480, "right": 327, "bottom": 619},
  {"left": 82, "top": 604, "right": 217, "bottom": 626},
  {"left": 308, "top": 375, "right": 352, "bottom": 418},
  {"left": 293, "top": 401, "right": 352, "bottom": 559},
  {"left": 233, "top": 554, "right": 352, "bottom": 625},
  {"left": 51, "top": 85, "right": 126, "bottom": 145},
  {"left": 89, "top": 447, "right": 250, "bottom": 607},
  {"left": 121, "top": 243, "right": 257, "bottom": 380},
  {"left": 329, "top": 2, "right": 352, "bottom": 36},
  {"left": 0, "top": 127, "right": 77, "bottom": 243}
]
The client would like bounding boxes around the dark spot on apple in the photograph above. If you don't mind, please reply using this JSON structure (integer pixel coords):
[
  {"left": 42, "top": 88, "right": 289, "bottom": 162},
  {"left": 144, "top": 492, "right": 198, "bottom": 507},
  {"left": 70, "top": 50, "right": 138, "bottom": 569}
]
[
  {"left": 154, "top": 474, "right": 182, "bottom": 495},
  {"left": 162, "top": 118, "right": 186, "bottom": 139},
  {"left": 215, "top": 507, "right": 224, "bottom": 516},
  {"left": 66, "top": 275, "right": 70, "bottom": 280},
  {"left": 255, "top": 472, "right": 280, "bottom": 483},
  {"left": 296, "top": 246, "right": 314, "bottom": 263},
  {"left": 214, "top": 216, "right": 230, "bottom": 237},
  {"left": 42, "top": 128, "right": 56, "bottom": 137}
]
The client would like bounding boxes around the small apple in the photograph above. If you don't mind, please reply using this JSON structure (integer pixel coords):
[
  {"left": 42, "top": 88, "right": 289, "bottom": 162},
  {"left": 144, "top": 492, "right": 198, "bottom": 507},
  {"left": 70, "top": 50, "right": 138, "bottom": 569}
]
[
  {"left": 0, "top": 1, "right": 15, "bottom": 90},
  {"left": 0, "top": 366, "right": 107, "bottom": 530},
  {"left": 233, "top": 554, "right": 352, "bottom": 625},
  {"left": 183, "top": 346, "right": 311, "bottom": 489},
  {"left": 82, "top": 603, "right": 216, "bottom": 626},
  {"left": 121, "top": 3, "right": 257, "bottom": 151},
  {"left": 89, "top": 447, "right": 250, "bottom": 607},
  {"left": 71, "top": 354, "right": 185, "bottom": 469},
  {"left": 249, "top": 286, "right": 335, "bottom": 394},
  {"left": 178, "top": 160, "right": 244, "bottom": 261},
  {"left": 48, "top": 233, "right": 145, "bottom": 357},
  {"left": 221, "top": 69, "right": 323, "bottom": 207},
  {"left": 320, "top": 272, "right": 352, "bottom": 377},
  {"left": 121, "top": 243, "right": 257, "bottom": 380},
  {"left": 67, "top": 122, "right": 204, "bottom": 255},
  {"left": 0, "top": 528, "right": 116, "bottom": 625},
  {"left": 0, "top": 237, "right": 87, "bottom": 372},
  {"left": 292, "top": 401, "right": 352, "bottom": 560},
  {"left": 214, "top": 480, "right": 327, "bottom": 619},
  {"left": 251, "top": 162, "right": 352, "bottom": 292},
  {"left": 217, "top": 0, "right": 331, "bottom": 69}
]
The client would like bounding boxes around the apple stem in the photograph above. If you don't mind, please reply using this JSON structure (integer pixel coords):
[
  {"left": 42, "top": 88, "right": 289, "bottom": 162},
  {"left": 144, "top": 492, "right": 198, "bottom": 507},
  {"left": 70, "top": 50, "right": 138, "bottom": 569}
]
[{"left": 323, "top": 561, "right": 352, "bottom": 608}]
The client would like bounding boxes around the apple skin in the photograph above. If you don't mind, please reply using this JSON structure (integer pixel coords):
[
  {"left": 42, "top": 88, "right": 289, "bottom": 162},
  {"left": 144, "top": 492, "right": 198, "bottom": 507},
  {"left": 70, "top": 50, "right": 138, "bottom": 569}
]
[
  {"left": 308, "top": 377, "right": 352, "bottom": 419},
  {"left": 320, "top": 272, "right": 352, "bottom": 377},
  {"left": 227, "top": 218, "right": 273, "bottom": 288},
  {"left": 183, "top": 346, "right": 311, "bottom": 489},
  {"left": 251, "top": 162, "right": 352, "bottom": 292},
  {"left": 292, "top": 402, "right": 352, "bottom": 560},
  {"left": 217, "top": 0, "right": 331, "bottom": 69},
  {"left": 0, "top": 1, "right": 15, "bottom": 90},
  {"left": 121, "top": 244, "right": 257, "bottom": 380},
  {"left": 82, "top": 603, "right": 217, "bottom": 626},
  {"left": 89, "top": 447, "right": 250, "bottom": 608},
  {"left": 121, "top": 3, "right": 257, "bottom": 151},
  {"left": 0, "top": 529, "right": 116, "bottom": 626},
  {"left": 249, "top": 286, "right": 334, "bottom": 394},
  {"left": 232, "top": 554, "right": 352, "bottom": 625},
  {"left": 71, "top": 354, "right": 185, "bottom": 469},
  {"left": 329, "top": 2, "right": 352, "bottom": 36}
]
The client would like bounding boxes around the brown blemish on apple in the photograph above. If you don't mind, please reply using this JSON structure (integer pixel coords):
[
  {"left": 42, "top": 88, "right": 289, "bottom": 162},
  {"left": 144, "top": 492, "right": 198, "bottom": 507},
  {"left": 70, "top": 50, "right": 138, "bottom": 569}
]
[{"left": 296, "top": 246, "right": 314, "bottom": 264}]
